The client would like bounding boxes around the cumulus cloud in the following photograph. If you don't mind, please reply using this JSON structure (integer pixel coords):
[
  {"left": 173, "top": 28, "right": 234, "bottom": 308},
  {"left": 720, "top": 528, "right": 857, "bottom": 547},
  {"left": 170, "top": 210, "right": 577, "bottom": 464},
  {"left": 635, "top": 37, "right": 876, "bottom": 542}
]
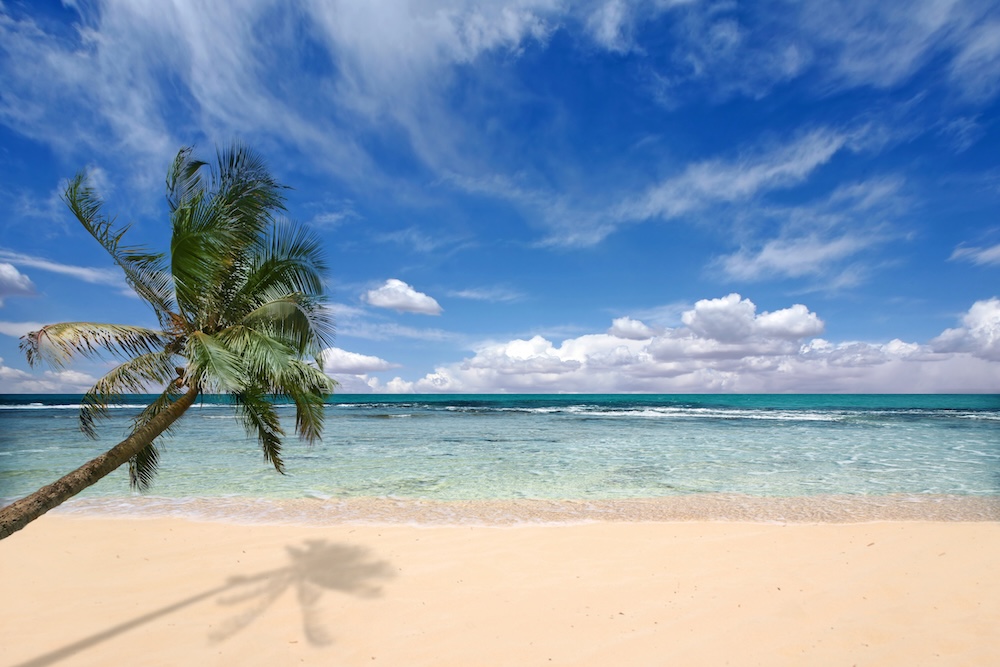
[
  {"left": 0, "top": 263, "right": 35, "bottom": 305},
  {"left": 931, "top": 297, "right": 1000, "bottom": 361},
  {"left": 0, "top": 357, "right": 98, "bottom": 393},
  {"left": 364, "top": 279, "right": 443, "bottom": 315},
  {"left": 373, "top": 295, "right": 1000, "bottom": 393},
  {"left": 320, "top": 347, "right": 398, "bottom": 374},
  {"left": 609, "top": 316, "right": 656, "bottom": 340},
  {"left": 681, "top": 294, "right": 824, "bottom": 342}
]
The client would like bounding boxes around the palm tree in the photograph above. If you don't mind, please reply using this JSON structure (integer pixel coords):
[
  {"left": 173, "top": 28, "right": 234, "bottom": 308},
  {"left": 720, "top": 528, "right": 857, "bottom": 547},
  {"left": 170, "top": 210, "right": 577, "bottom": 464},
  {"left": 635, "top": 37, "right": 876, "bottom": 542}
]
[{"left": 0, "top": 143, "right": 336, "bottom": 540}]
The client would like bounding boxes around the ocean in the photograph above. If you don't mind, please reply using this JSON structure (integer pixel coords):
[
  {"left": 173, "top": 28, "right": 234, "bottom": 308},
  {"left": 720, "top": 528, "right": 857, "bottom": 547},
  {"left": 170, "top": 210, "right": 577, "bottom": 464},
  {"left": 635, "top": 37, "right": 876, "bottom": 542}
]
[{"left": 2, "top": 394, "right": 999, "bottom": 523}]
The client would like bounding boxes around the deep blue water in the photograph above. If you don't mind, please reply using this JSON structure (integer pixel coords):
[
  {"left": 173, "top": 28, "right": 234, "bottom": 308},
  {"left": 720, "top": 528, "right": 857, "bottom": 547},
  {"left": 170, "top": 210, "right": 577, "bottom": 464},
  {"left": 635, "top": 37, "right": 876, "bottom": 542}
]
[{"left": 2, "top": 394, "right": 999, "bottom": 503}]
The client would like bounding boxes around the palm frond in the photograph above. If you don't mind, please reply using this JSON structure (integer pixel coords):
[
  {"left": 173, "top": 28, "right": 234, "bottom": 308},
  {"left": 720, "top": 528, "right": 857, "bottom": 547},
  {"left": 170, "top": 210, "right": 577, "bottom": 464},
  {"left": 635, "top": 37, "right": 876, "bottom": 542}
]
[
  {"left": 233, "top": 389, "right": 285, "bottom": 473},
  {"left": 170, "top": 197, "right": 240, "bottom": 326},
  {"left": 132, "top": 381, "right": 184, "bottom": 433},
  {"left": 166, "top": 146, "right": 207, "bottom": 213},
  {"left": 129, "top": 442, "right": 162, "bottom": 491},
  {"left": 278, "top": 360, "right": 337, "bottom": 446},
  {"left": 222, "top": 221, "right": 327, "bottom": 324},
  {"left": 20, "top": 322, "right": 168, "bottom": 369},
  {"left": 128, "top": 381, "right": 187, "bottom": 491},
  {"left": 216, "top": 326, "right": 294, "bottom": 381},
  {"left": 79, "top": 348, "right": 179, "bottom": 438},
  {"left": 240, "top": 294, "right": 334, "bottom": 354},
  {"left": 63, "top": 173, "right": 176, "bottom": 322},
  {"left": 210, "top": 141, "right": 287, "bottom": 248},
  {"left": 169, "top": 143, "right": 288, "bottom": 327},
  {"left": 185, "top": 331, "right": 247, "bottom": 392}
]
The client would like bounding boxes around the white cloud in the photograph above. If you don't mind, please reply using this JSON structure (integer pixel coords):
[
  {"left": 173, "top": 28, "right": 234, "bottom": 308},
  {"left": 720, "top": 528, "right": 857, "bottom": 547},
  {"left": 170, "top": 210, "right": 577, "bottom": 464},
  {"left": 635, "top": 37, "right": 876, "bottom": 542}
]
[
  {"left": 950, "top": 243, "right": 1000, "bottom": 266},
  {"left": 931, "top": 297, "right": 1000, "bottom": 361},
  {"left": 0, "top": 263, "right": 35, "bottom": 305},
  {"left": 608, "top": 316, "right": 656, "bottom": 340},
  {"left": 950, "top": 19, "right": 1000, "bottom": 101},
  {"left": 364, "top": 279, "right": 443, "bottom": 315},
  {"left": 320, "top": 347, "right": 398, "bottom": 374},
  {"left": 303, "top": 0, "right": 557, "bottom": 181},
  {"left": 309, "top": 208, "right": 360, "bottom": 229},
  {"left": 756, "top": 304, "right": 825, "bottom": 339},
  {"left": 0, "top": 356, "right": 98, "bottom": 393},
  {"left": 448, "top": 287, "right": 522, "bottom": 303},
  {"left": 651, "top": 0, "right": 997, "bottom": 104},
  {"left": 681, "top": 294, "right": 824, "bottom": 342},
  {"left": 374, "top": 295, "right": 999, "bottom": 393},
  {"left": 0, "top": 320, "right": 45, "bottom": 338},
  {"left": 714, "top": 177, "right": 904, "bottom": 286},
  {"left": 585, "top": 0, "right": 634, "bottom": 53},
  {"left": 938, "top": 115, "right": 985, "bottom": 152},
  {"left": 376, "top": 227, "right": 469, "bottom": 255},
  {"left": 0, "top": 249, "right": 123, "bottom": 287},
  {"left": 720, "top": 234, "right": 872, "bottom": 281},
  {"left": 620, "top": 128, "right": 851, "bottom": 223}
]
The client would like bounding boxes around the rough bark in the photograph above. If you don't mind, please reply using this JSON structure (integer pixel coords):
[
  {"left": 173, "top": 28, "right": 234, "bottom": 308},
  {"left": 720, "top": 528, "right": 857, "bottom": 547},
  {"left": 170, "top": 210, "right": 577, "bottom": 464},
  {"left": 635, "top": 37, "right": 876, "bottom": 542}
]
[{"left": 0, "top": 385, "right": 200, "bottom": 541}]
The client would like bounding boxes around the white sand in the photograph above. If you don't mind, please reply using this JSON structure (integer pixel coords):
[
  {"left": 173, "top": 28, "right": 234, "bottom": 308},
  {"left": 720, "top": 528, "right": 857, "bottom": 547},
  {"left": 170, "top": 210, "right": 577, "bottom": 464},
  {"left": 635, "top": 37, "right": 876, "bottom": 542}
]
[{"left": 2, "top": 516, "right": 998, "bottom": 666}]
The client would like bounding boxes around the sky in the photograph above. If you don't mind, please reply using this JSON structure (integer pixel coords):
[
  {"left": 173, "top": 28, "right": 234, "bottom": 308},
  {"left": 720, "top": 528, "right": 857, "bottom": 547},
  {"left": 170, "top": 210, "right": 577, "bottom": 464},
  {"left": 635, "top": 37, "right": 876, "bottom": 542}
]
[{"left": 0, "top": 0, "right": 998, "bottom": 394}]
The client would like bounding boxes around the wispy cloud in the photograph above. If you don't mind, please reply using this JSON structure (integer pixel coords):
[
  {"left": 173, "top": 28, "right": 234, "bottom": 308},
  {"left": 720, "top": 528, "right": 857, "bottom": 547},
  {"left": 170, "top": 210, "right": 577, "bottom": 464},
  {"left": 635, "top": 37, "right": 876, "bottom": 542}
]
[
  {"left": 375, "top": 227, "right": 472, "bottom": 255},
  {"left": 620, "top": 128, "right": 852, "bottom": 222},
  {"left": 448, "top": 286, "right": 523, "bottom": 303},
  {"left": 538, "top": 125, "right": 876, "bottom": 249},
  {"left": 0, "top": 249, "right": 122, "bottom": 287},
  {"left": 950, "top": 243, "right": 1000, "bottom": 266},
  {"left": 713, "top": 177, "right": 905, "bottom": 287},
  {"left": 0, "top": 320, "right": 44, "bottom": 338}
]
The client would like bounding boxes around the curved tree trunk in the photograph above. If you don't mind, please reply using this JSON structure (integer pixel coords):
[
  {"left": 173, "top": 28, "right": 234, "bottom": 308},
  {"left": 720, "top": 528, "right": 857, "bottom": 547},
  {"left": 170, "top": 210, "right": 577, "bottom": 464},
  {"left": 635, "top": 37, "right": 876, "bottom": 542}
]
[{"left": 0, "top": 385, "right": 200, "bottom": 541}]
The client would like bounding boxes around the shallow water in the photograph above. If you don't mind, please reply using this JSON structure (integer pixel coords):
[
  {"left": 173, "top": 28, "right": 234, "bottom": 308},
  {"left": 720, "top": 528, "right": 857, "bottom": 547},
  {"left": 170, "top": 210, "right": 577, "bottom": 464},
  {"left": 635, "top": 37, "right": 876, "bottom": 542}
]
[{"left": 2, "top": 394, "right": 999, "bottom": 521}]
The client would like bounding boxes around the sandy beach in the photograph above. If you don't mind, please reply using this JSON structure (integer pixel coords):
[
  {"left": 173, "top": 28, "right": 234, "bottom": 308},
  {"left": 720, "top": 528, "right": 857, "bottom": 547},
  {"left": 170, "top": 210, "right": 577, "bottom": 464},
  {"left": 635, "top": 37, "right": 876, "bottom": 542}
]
[{"left": 2, "top": 513, "right": 998, "bottom": 667}]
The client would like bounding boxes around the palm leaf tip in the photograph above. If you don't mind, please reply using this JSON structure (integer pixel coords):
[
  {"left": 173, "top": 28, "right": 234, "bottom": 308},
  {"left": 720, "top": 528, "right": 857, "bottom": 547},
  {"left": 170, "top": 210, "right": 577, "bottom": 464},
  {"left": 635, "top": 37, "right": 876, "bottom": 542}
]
[{"left": 129, "top": 443, "right": 161, "bottom": 491}]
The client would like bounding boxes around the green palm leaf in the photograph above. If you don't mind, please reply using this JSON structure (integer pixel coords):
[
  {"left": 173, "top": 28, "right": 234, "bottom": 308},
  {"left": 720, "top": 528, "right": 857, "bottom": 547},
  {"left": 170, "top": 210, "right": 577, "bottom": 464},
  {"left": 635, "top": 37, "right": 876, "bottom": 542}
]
[
  {"left": 129, "top": 442, "right": 162, "bottom": 491},
  {"left": 279, "top": 360, "right": 337, "bottom": 445},
  {"left": 128, "top": 382, "right": 186, "bottom": 491},
  {"left": 79, "top": 348, "right": 179, "bottom": 438},
  {"left": 233, "top": 389, "right": 286, "bottom": 473},
  {"left": 217, "top": 326, "right": 295, "bottom": 380},
  {"left": 63, "top": 174, "right": 176, "bottom": 323},
  {"left": 241, "top": 294, "right": 332, "bottom": 355},
  {"left": 185, "top": 331, "right": 247, "bottom": 392},
  {"left": 166, "top": 146, "right": 207, "bottom": 213},
  {"left": 20, "top": 322, "right": 168, "bottom": 369}
]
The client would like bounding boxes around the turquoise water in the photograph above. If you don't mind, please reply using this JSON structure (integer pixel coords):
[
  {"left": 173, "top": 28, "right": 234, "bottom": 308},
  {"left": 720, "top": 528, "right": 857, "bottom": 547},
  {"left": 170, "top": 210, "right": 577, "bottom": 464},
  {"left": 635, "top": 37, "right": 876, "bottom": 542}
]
[{"left": 2, "top": 394, "right": 999, "bottom": 508}]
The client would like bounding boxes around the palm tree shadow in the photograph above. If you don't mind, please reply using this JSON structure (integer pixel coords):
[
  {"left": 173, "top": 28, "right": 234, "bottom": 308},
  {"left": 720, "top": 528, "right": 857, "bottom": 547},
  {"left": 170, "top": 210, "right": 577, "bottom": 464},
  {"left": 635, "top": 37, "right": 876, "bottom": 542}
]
[
  {"left": 13, "top": 540, "right": 394, "bottom": 667},
  {"left": 210, "top": 540, "right": 394, "bottom": 645}
]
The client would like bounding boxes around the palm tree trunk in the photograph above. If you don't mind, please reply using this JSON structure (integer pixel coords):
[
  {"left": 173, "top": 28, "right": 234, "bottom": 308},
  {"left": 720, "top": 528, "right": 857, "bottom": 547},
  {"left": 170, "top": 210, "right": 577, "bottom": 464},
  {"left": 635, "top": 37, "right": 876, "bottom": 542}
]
[{"left": 0, "top": 385, "right": 200, "bottom": 541}]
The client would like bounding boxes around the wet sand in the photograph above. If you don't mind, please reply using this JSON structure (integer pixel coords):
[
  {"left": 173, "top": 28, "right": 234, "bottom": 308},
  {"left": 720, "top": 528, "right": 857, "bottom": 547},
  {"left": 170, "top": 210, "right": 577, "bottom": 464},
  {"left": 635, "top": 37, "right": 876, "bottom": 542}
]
[{"left": 2, "top": 509, "right": 999, "bottom": 666}]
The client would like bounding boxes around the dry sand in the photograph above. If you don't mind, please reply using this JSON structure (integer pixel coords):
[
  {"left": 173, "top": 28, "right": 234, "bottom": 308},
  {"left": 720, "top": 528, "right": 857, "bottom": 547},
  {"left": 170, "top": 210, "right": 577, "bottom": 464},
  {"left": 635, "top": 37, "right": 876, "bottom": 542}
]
[{"left": 2, "top": 514, "right": 998, "bottom": 666}]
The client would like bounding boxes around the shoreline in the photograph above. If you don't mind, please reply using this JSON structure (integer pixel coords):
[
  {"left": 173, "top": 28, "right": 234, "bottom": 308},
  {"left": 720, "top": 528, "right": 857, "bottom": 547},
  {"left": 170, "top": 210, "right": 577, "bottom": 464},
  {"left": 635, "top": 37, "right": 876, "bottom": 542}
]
[
  {"left": 2, "top": 515, "right": 998, "bottom": 666},
  {"left": 41, "top": 492, "right": 1000, "bottom": 526}
]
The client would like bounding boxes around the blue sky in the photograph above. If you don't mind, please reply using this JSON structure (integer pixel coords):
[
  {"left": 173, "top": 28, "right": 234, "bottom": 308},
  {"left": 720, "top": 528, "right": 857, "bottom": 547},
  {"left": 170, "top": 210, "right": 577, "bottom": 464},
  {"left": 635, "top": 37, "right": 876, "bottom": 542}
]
[{"left": 0, "top": 0, "right": 998, "bottom": 393}]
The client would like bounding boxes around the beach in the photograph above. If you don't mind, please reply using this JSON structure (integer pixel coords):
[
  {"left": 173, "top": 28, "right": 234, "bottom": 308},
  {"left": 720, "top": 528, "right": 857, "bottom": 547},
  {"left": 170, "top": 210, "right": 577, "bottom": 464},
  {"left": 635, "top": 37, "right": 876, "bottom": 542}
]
[
  {"left": 2, "top": 512, "right": 999, "bottom": 667},
  {"left": 3, "top": 395, "right": 998, "bottom": 664}
]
